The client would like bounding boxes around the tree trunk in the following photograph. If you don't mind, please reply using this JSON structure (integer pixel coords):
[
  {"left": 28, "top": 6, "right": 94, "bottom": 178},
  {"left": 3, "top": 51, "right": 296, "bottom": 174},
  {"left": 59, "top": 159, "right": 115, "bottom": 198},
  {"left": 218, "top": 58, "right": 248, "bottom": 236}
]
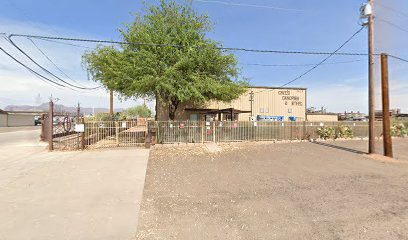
[
  {"left": 168, "top": 99, "right": 180, "bottom": 121},
  {"left": 109, "top": 90, "right": 114, "bottom": 115}
]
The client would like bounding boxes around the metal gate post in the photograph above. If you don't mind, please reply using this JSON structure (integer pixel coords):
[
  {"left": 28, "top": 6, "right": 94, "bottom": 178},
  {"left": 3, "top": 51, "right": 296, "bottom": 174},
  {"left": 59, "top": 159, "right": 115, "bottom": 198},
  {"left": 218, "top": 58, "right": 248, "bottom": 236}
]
[
  {"left": 81, "top": 118, "right": 85, "bottom": 150},
  {"left": 48, "top": 100, "right": 54, "bottom": 151},
  {"left": 212, "top": 121, "right": 216, "bottom": 143},
  {"left": 201, "top": 121, "right": 204, "bottom": 144},
  {"left": 115, "top": 121, "right": 119, "bottom": 146},
  {"left": 77, "top": 103, "right": 80, "bottom": 150}
]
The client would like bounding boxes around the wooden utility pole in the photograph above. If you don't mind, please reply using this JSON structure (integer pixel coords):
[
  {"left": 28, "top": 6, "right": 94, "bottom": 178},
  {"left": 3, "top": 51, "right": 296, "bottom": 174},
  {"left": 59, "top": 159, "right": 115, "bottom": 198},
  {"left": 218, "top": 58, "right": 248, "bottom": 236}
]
[
  {"left": 368, "top": 0, "right": 376, "bottom": 154},
  {"left": 109, "top": 89, "right": 114, "bottom": 115},
  {"left": 381, "top": 53, "right": 393, "bottom": 158}
]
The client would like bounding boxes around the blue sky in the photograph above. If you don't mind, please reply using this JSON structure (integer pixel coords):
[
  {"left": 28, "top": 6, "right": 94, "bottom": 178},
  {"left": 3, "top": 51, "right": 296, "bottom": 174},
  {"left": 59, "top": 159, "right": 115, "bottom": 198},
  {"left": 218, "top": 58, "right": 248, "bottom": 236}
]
[{"left": 0, "top": 0, "right": 407, "bottom": 113}]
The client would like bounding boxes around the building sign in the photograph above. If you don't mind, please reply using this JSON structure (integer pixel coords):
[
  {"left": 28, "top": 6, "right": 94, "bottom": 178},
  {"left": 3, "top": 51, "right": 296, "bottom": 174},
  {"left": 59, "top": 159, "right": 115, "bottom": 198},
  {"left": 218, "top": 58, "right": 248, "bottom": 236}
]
[
  {"left": 257, "top": 116, "right": 284, "bottom": 121},
  {"left": 75, "top": 124, "right": 84, "bottom": 133},
  {"left": 278, "top": 90, "right": 303, "bottom": 106}
]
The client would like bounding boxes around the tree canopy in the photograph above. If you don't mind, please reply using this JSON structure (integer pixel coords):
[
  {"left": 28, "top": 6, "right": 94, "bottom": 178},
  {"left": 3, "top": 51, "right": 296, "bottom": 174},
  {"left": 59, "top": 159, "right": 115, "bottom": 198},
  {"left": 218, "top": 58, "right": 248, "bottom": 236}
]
[
  {"left": 83, "top": 0, "right": 248, "bottom": 120},
  {"left": 123, "top": 105, "right": 153, "bottom": 119}
]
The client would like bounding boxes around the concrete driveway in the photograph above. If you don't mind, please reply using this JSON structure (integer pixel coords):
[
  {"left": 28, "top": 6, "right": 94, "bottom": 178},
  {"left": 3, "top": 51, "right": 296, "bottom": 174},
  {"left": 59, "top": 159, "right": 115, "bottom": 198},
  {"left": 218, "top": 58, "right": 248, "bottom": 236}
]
[{"left": 0, "top": 127, "right": 149, "bottom": 240}]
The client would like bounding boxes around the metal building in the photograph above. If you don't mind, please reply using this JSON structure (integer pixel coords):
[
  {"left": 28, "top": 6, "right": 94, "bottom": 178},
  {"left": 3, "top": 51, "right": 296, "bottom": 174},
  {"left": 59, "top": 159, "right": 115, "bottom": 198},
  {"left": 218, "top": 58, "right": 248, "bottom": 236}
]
[{"left": 157, "top": 86, "right": 307, "bottom": 121}]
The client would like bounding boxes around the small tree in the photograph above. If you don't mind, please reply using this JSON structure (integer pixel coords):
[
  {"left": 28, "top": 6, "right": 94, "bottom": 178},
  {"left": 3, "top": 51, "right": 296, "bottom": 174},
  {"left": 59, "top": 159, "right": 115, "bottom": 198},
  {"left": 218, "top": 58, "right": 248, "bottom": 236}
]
[
  {"left": 124, "top": 105, "right": 152, "bottom": 119},
  {"left": 83, "top": 0, "right": 248, "bottom": 120}
]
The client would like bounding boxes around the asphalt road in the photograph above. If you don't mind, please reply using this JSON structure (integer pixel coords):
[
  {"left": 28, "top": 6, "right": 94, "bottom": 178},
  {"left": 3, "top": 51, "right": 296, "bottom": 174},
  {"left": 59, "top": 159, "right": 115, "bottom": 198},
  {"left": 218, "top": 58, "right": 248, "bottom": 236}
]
[
  {"left": 0, "top": 126, "right": 42, "bottom": 146},
  {"left": 0, "top": 127, "right": 150, "bottom": 240}
]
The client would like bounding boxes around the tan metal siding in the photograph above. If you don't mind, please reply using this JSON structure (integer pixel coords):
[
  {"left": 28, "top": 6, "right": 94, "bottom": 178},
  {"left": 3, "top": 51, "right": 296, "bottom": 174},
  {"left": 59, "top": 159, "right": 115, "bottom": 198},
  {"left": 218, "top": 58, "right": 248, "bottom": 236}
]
[
  {"left": 307, "top": 114, "right": 338, "bottom": 122},
  {"left": 156, "top": 87, "right": 307, "bottom": 121},
  {"left": 206, "top": 88, "right": 306, "bottom": 121}
]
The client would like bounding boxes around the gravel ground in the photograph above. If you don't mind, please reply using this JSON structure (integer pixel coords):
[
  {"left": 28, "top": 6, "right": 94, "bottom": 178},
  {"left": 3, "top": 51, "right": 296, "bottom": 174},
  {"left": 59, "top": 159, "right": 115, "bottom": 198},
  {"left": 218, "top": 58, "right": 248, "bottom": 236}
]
[{"left": 136, "top": 138, "right": 408, "bottom": 240}]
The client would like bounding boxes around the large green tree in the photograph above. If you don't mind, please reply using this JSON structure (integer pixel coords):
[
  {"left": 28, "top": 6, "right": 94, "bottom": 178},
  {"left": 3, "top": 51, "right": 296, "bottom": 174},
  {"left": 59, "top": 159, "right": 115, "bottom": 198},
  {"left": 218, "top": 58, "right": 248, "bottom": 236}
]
[{"left": 83, "top": 0, "right": 248, "bottom": 120}]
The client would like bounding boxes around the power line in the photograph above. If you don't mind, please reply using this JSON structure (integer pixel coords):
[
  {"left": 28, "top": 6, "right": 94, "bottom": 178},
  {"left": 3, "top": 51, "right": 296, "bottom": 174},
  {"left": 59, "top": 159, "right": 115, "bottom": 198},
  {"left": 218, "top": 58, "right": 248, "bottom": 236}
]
[
  {"left": 254, "top": 26, "right": 365, "bottom": 94},
  {"left": 5, "top": 35, "right": 101, "bottom": 90},
  {"left": 35, "top": 37, "right": 94, "bottom": 49},
  {"left": 0, "top": 45, "right": 68, "bottom": 89},
  {"left": 279, "top": 26, "right": 364, "bottom": 88},
  {"left": 375, "top": 2, "right": 408, "bottom": 18},
  {"left": 8, "top": 33, "right": 372, "bottom": 56},
  {"left": 27, "top": 37, "right": 88, "bottom": 87},
  {"left": 1, "top": 45, "right": 103, "bottom": 93},
  {"left": 241, "top": 59, "right": 363, "bottom": 67},
  {"left": 389, "top": 54, "right": 408, "bottom": 63},
  {"left": 193, "top": 0, "right": 304, "bottom": 12},
  {"left": 376, "top": 17, "right": 408, "bottom": 34}
]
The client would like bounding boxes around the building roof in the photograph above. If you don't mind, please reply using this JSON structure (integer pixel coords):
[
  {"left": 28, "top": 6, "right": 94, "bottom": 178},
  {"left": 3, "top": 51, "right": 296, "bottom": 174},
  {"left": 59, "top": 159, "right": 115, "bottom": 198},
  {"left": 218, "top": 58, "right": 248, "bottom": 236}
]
[
  {"left": 250, "top": 86, "right": 307, "bottom": 91},
  {"left": 0, "top": 109, "right": 8, "bottom": 115},
  {"left": 307, "top": 113, "right": 338, "bottom": 116},
  {"left": 185, "top": 108, "right": 251, "bottom": 114}
]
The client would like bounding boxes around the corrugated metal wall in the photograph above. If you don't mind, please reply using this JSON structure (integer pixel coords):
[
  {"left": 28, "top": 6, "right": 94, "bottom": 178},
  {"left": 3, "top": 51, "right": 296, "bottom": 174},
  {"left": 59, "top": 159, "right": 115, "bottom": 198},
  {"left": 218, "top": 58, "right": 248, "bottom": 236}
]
[{"left": 307, "top": 114, "right": 339, "bottom": 122}]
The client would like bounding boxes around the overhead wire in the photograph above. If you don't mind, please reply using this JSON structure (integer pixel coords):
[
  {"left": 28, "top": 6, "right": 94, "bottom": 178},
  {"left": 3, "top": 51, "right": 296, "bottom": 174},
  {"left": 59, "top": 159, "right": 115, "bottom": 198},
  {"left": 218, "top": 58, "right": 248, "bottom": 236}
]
[
  {"left": 253, "top": 26, "right": 365, "bottom": 94},
  {"left": 34, "top": 37, "right": 94, "bottom": 49},
  {"left": 0, "top": 45, "right": 68, "bottom": 89},
  {"left": 5, "top": 35, "right": 101, "bottom": 90},
  {"left": 376, "top": 16, "right": 408, "bottom": 34},
  {"left": 241, "top": 59, "right": 363, "bottom": 67},
  {"left": 389, "top": 54, "right": 408, "bottom": 63},
  {"left": 9, "top": 33, "right": 372, "bottom": 56},
  {"left": 375, "top": 1, "right": 408, "bottom": 18},
  {"left": 0, "top": 45, "right": 103, "bottom": 93},
  {"left": 3, "top": 31, "right": 408, "bottom": 95},
  {"left": 193, "top": 0, "right": 304, "bottom": 12},
  {"left": 27, "top": 37, "right": 89, "bottom": 87}
]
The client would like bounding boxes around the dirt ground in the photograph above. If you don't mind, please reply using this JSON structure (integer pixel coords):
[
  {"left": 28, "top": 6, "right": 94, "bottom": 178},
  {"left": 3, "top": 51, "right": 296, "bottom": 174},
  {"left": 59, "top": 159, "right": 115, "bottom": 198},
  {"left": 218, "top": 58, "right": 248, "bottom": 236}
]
[{"left": 136, "top": 138, "right": 408, "bottom": 240}]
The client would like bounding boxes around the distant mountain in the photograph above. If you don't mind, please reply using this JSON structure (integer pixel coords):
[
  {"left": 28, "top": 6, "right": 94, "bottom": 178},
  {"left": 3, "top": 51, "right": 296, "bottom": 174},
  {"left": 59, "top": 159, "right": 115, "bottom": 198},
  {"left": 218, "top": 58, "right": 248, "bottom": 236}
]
[{"left": 5, "top": 103, "right": 123, "bottom": 115}]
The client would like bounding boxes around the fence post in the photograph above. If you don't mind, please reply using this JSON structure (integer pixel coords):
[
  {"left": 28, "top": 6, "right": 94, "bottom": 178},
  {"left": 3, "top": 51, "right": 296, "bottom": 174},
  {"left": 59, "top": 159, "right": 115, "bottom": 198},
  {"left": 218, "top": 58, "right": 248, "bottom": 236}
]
[
  {"left": 48, "top": 100, "right": 54, "bottom": 151},
  {"left": 81, "top": 118, "right": 85, "bottom": 150},
  {"left": 212, "top": 121, "right": 216, "bottom": 143},
  {"left": 290, "top": 122, "right": 293, "bottom": 141},
  {"left": 201, "top": 121, "right": 204, "bottom": 144},
  {"left": 151, "top": 127, "right": 157, "bottom": 145},
  {"left": 77, "top": 103, "right": 80, "bottom": 150},
  {"left": 303, "top": 121, "right": 306, "bottom": 140},
  {"left": 115, "top": 121, "right": 119, "bottom": 146}
]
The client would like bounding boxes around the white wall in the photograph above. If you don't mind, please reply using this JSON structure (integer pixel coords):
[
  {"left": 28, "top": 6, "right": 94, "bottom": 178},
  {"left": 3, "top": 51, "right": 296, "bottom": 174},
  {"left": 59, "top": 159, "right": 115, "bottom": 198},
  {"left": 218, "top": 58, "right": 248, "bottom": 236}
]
[
  {"left": 0, "top": 114, "right": 7, "bottom": 127},
  {"left": 3, "top": 114, "right": 35, "bottom": 127}
]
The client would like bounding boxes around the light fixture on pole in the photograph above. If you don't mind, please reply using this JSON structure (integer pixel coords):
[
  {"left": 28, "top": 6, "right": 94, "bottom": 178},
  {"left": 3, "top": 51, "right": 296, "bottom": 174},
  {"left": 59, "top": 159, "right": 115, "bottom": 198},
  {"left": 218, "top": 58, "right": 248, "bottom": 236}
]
[{"left": 360, "top": 1, "right": 376, "bottom": 154}]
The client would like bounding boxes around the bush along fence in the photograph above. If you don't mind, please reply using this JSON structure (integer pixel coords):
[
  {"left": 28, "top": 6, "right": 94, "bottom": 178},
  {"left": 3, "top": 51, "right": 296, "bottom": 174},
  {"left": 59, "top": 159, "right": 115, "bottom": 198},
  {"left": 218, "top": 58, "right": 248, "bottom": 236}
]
[{"left": 44, "top": 119, "right": 408, "bottom": 151}]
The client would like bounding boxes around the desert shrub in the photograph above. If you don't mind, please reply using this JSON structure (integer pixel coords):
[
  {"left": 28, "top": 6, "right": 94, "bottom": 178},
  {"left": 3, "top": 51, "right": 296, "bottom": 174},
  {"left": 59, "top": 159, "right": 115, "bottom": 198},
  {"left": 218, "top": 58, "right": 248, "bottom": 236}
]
[
  {"left": 391, "top": 121, "right": 408, "bottom": 137},
  {"left": 317, "top": 126, "right": 336, "bottom": 139},
  {"left": 87, "top": 112, "right": 120, "bottom": 121},
  {"left": 317, "top": 125, "right": 353, "bottom": 140},
  {"left": 335, "top": 125, "right": 354, "bottom": 139}
]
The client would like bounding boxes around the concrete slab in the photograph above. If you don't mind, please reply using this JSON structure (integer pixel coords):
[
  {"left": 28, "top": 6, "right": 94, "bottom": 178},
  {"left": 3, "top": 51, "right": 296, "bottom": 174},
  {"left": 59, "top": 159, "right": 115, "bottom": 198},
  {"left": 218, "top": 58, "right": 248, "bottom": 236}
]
[{"left": 0, "top": 129, "right": 150, "bottom": 240}]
